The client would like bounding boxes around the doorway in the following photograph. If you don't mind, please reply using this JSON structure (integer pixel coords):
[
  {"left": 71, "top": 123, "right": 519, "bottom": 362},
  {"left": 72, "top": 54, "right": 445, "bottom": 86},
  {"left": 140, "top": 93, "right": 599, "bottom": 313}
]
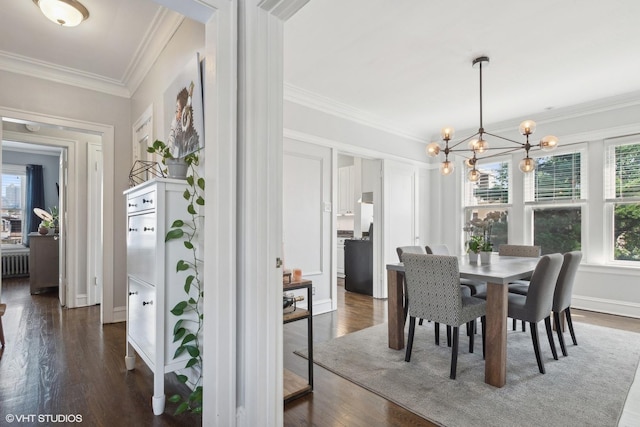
[{"left": 0, "top": 116, "right": 105, "bottom": 316}]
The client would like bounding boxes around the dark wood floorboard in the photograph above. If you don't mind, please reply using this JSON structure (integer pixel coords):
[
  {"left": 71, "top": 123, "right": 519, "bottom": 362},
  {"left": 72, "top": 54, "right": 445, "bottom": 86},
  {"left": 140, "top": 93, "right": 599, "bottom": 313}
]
[
  {"left": 283, "top": 279, "right": 640, "bottom": 426},
  {"left": 0, "top": 277, "right": 201, "bottom": 427}
]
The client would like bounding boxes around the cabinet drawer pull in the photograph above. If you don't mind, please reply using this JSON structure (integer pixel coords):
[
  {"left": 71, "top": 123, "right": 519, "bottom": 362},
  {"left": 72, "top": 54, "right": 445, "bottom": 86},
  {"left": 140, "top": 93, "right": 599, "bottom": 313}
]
[
  {"left": 128, "top": 228, "right": 138, "bottom": 232},
  {"left": 142, "top": 198, "right": 153, "bottom": 204},
  {"left": 129, "top": 291, "right": 138, "bottom": 296},
  {"left": 142, "top": 300, "right": 153, "bottom": 306},
  {"left": 143, "top": 227, "right": 155, "bottom": 232},
  {"left": 128, "top": 203, "right": 138, "bottom": 207}
]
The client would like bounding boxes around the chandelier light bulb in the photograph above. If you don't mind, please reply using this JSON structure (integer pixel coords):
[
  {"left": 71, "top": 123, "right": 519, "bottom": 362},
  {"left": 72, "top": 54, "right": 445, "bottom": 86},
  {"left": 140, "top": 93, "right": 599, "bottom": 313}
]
[
  {"left": 468, "top": 168, "right": 481, "bottom": 182},
  {"left": 440, "top": 127, "right": 455, "bottom": 140},
  {"left": 476, "top": 139, "right": 489, "bottom": 154},
  {"left": 468, "top": 139, "right": 479, "bottom": 151},
  {"left": 519, "top": 157, "right": 536, "bottom": 173},
  {"left": 519, "top": 120, "right": 537, "bottom": 136},
  {"left": 540, "top": 135, "right": 559, "bottom": 151},
  {"left": 464, "top": 157, "right": 476, "bottom": 169},
  {"left": 426, "top": 142, "right": 441, "bottom": 157},
  {"left": 440, "top": 160, "right": 454, "bottom": 176}
]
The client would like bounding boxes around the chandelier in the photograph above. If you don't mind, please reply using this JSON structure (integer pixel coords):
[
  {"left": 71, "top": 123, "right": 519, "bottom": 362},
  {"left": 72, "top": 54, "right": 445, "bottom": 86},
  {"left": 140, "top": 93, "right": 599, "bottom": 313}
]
[{"left": 426, "top": 56, "right": 559, "bottom": 181}]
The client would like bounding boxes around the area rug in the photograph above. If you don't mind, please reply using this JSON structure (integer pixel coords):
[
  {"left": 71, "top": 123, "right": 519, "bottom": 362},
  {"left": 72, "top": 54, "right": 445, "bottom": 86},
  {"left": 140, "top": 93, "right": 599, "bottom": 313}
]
[{"left": 296, "top": 322, "right": 640, "bottom": 427}]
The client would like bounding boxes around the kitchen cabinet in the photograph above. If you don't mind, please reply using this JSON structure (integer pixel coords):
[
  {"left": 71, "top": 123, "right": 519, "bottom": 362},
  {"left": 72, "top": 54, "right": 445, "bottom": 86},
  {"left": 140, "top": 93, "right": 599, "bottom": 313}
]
[
  {"left": 283, "top": 278, "right": 313, "bottom": 402},
  {"left": 338, "top": 166, "right": 355, "bottom": 215},
  {"left": 123, "top": 178, "right": 197, "bottom": 415}
]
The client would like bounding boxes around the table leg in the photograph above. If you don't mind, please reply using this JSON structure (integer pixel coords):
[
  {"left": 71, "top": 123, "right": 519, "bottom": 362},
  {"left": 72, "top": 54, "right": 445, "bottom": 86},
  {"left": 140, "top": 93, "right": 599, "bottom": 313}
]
[
  {"left": 485, "top": 281, "right": 507, "bottom": 387},
  {"left": 387, "top": 270, "right": 404, "bottom": 350}
]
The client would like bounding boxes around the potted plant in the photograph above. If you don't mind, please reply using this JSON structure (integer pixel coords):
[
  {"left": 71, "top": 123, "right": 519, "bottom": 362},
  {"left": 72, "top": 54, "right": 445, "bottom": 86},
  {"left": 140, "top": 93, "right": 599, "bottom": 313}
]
[
  {"left": 467, "top": 235, "right": 483, "bottom": 263},
  {"left": 148, "top": 139, "right": 189, "bottom": 179},
  {"left": 480, "top": 240, "right": 493, "bottom": 264}
]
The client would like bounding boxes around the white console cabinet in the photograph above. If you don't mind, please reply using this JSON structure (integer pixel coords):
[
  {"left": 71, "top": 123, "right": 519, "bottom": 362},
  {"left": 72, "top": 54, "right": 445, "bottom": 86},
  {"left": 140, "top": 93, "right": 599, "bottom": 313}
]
[{"left": 124, "top": 178, "right": 196, "bottom": 415}]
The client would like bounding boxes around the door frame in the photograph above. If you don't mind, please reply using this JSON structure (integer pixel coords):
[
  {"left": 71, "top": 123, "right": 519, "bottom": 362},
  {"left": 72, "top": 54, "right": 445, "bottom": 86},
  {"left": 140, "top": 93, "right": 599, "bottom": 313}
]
[{"left": 0, "top": 106, "right": 115, "bottom": 322}]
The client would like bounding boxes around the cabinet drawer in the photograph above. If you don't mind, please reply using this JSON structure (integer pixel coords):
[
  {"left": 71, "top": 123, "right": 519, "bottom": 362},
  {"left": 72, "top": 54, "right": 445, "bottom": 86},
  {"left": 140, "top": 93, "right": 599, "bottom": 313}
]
[
  {"left": 127, "top": 190, "right": 156, "bottom": 214},
  {"left": 127, "top": 213, "right": 157, "bottom": 284},
  {"left": 128, "top": 278, "right": 156, "bottom": 361}
]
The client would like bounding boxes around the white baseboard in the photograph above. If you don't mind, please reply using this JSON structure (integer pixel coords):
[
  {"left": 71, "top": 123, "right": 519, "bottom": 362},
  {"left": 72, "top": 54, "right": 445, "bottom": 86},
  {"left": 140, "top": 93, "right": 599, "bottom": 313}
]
[
  {"left": 573, "top": 295, "right": 640, "bottom": 319},
  {"left": 112, "top": 305, "right": 127, "bottom": 323},
  {"left": 312, "top": 298, "right": 333, "bottom": 315},
  {"left": 75, "top": 294, "right": 88, "bottom": 307}
]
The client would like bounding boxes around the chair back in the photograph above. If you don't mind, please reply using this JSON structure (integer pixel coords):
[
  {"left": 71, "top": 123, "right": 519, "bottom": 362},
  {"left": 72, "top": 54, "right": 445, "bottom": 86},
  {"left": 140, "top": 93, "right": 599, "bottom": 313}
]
[
  {"left": 552, "top": 251, "right": 583, "bottom": 312},
  {"left": 402, "top": 253, "right": 463, "bottom": 325},
  {"left": 523, "top": 254, "right": 564, "bottom": 321},
  {"left": 425, "top": 244, "right": 450, "bottom": 255},
  {"left": 396, "top": 246, "right": 426, "bottom": 262},
  {"left": 498, "top": 244, "right": 541, "bottom": 257}
]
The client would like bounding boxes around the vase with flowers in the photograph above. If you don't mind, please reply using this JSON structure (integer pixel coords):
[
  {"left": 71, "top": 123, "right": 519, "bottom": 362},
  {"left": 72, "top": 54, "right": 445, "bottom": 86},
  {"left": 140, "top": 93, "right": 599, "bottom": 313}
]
[{"left": 466, "top": 235, "right": 482, "bottom": 263}]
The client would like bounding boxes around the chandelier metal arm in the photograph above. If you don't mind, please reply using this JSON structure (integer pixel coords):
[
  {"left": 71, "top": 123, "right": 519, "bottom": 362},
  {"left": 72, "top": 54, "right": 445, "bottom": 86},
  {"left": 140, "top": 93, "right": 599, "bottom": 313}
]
[
  {"left": 448, "top": 131, "right": 481, "bottom": 150},
  {"left": 482, "top": 131, "right": 527, "bottom": 147}
]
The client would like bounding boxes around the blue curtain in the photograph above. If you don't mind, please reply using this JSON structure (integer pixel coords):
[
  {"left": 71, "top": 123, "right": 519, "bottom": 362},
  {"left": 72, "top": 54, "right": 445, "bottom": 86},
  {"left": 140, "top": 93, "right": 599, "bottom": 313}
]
[{"left": 24, "top": 164, "right": 44, "bottom": 247}]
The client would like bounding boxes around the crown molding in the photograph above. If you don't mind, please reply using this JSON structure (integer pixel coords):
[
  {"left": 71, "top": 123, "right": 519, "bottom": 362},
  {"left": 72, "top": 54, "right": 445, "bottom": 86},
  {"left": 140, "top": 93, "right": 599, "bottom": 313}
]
[
  {"left": 0, "top": 8, "right": 184, "bottom": 99},
  {"left": 283, "top": 83, "right": 428, "bottom": 143},
  {"left": 123, "top": 9, "right": 185, "bottom": 96},
  {"left": 0, "top": 49, "right": 130, "bottom": 98}
]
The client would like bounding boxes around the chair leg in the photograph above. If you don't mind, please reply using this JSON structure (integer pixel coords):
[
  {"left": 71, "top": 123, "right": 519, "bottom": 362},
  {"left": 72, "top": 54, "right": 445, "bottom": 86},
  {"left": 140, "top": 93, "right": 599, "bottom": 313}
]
[
  {"left": 522, "top": 320, "right": 526, "bottom": 332},
  {"left": 481, "top": 316, "right": 486, "bottom": 359},
  {"left": 512, "top": 318, "right": 516, "bottom": 331},
  {"left": 0, "top": 316, "right": 4, "bottom": 347},
  {"left": 435, "top": 322, "right": 440, "bottom": 345},
  {"left": 466, "top": 321, "right": 470, "bottom": 337},
  {"left": 554, "top": 311, "right": 568, "bottom": 356},
  {"left": 405, "top": 316, "right": 416, "bottom": 362},
  {"left": 468, "top": 320, "right": 475, "bottom": 353},
  {"left": 544, "top": 316, "right": 558, "bottom": 360},
  {"left": 419, "top": 318, "right": 424, "bottom": 326},
  {"left": 530, "top": 322, "right": 545, "bottom": 374},
  {"left": 450, "top": 326, "right": 459, "bottom": 379},
  {"left": 566, "top": 307, "right": 578, "bottom": 346},
  {"left": 447, "top": 325, "right": 452, "bottom": 347}
]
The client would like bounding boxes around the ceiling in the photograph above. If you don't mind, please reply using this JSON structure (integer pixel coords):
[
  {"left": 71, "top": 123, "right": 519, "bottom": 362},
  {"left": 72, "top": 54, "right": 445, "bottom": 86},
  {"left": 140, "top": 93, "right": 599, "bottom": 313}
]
[
  {"left": 284, "top": 0, "right": 640, "bottom": 142},
  {"left": 1, "top": 1, "right": 640, "bottom": 144},
  {"left": 0, "top": 0, "right": 182, "bottom": 97}
]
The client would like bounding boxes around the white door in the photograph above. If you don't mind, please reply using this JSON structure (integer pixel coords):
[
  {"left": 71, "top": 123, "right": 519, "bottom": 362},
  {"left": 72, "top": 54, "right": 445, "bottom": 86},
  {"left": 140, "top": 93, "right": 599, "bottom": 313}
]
[
  {"left": 87, "top": 143, "right": 103, "bottom": 305},
  {"left": 382, "top": 159, "right": 419, "bottom": 298},
  {"left": 283, "top": 138, "right": 332, "bottom": 314},
  {"left": 58, "top": 150, "right": 68, "bottom": 306}
]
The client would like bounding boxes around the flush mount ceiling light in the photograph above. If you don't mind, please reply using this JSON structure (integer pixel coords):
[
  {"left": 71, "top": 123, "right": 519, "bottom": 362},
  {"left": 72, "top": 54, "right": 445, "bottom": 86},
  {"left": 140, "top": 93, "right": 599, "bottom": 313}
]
[
  {"left": 426, "top": 56, "right": 559, "bottom": 181},
  {"left": 33, "top": 0, "right": 89, "bottom": 27}
]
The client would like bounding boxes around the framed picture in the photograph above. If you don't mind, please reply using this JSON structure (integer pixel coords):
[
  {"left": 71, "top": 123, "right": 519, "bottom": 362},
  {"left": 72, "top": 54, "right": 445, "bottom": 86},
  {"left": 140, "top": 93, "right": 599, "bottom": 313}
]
[{"left": 164, "top": 53, "right": 204, "bottom": 158}]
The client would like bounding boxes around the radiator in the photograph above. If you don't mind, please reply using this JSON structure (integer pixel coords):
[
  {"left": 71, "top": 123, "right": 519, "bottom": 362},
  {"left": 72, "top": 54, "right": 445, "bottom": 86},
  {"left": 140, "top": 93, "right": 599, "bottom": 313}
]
[{"left": 2, "top": 252, "right": 30, "bottom": 277}]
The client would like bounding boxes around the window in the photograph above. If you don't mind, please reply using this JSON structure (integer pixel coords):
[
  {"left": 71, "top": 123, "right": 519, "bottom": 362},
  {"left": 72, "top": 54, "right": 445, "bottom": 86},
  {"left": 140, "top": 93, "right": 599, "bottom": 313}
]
[
  {"left": 605, "top": 139, "right": 640, "bottom": 261},
  {"left": 463, "top": 160, "right": 510, "bottom": 250},
  {"left": 2, "top": 165, "right": 27, "bottom": 245},
  {"left": 524, "top": 150, "right": 585, "bottom": 255}
]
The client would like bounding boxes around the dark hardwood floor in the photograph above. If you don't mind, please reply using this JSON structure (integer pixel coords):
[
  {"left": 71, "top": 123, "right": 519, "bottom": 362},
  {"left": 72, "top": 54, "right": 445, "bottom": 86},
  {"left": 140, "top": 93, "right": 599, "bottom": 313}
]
[
  {"left": 1, "top": 276, "right": 638, "bottom": 427},
  {"left": 0, "top": 277, "right": 201, "bottom": 427},
  {"left": 283, "top": 279, "right": 640, "bottom": 426}
]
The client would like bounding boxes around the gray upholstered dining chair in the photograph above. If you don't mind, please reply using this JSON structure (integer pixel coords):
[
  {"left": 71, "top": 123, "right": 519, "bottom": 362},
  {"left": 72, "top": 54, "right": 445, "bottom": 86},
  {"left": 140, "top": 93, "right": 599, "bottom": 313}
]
[
  {"left": 506, "top": 253, "right": 563, "bottom": 374},
  {"left": 402, "top": 253, "right": 486, "bottom": 379},
  {"left": 426, "top": 244, "right": 487, "bottom": 296},
  {"left": 510, "top": 251, "right": 583, "bottom": 356},
  {"left": 500, "top": 244, "right": 541, "bottom": 331},
  {"left": 498, "top": 244, "right": 542, "bottom": 257}
]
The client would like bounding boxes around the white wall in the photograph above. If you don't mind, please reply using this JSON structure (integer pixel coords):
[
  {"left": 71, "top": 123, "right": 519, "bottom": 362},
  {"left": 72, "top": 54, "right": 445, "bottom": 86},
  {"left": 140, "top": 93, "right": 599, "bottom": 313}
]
[{"left": 0, "top": 68, "right": 127, "bottom": 317}]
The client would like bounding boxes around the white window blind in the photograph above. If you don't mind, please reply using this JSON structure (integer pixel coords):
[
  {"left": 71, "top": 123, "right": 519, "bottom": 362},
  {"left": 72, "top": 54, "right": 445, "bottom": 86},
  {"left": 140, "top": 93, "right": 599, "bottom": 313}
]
[
  {"left": 463, "top": 161, "right": 510, "bottom": 205},
  {"left": 605, "top": 141, "right": 640, "bottom": 201},
  {"left": 525, "top": 152, "right": 582, "bottom": 203}
]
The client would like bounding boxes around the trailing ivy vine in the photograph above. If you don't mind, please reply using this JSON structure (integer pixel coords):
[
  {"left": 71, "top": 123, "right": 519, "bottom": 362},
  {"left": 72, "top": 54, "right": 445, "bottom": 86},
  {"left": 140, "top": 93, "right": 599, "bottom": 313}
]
[{"left": 148, "top": 140, "right": 204, "bottom": 415}]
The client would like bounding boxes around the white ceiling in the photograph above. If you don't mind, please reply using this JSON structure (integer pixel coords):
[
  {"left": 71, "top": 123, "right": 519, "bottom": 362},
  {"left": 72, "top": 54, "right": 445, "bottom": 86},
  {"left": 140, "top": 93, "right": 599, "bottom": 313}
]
[
  {"left": 1, "top": 1, "right": 640, "bottom": 144},
  {"left": 284, "top": 0, "right": 640, "bottom": 142},
  {"left": 0, "top": 0, "right": 182, "bottom": 97}
]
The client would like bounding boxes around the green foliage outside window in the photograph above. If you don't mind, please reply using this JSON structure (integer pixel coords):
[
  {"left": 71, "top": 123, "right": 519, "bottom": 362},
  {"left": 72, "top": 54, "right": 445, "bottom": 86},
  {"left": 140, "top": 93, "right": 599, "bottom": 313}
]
[{"left": 533, "top": 208, "right": 581, "bottom": 255}]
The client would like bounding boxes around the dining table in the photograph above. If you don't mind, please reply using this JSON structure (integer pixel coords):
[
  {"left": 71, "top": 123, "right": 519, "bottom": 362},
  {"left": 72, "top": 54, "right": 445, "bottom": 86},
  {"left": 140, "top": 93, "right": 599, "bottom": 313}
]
[{"left": 386, "top": 254, "right": 540, "bottom": 388}]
